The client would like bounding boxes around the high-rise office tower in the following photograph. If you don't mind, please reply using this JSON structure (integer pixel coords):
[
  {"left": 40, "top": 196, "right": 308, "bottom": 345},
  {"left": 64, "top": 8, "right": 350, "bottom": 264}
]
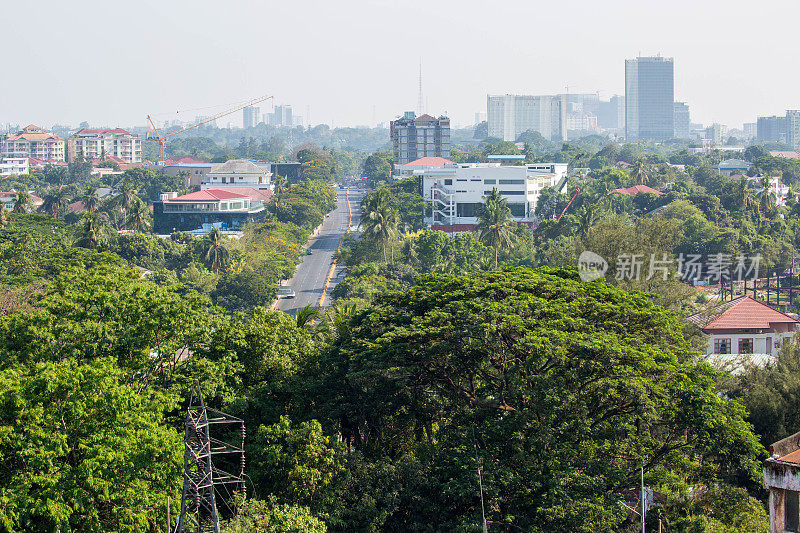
[
  {"left": 625, "top": 56, "right": 675, "bottom": 140},
  {"left": 786, "top": 111, "right": 800, "bottom": 149},
  {"left": 486, "top": 94, "right": 567, "bottom": 142},
  {"left": 598, "top": 95, "right": 625, "bottom": 130},
  {"left": 243, "top": 106, "right": 260, "bottom": 129}
]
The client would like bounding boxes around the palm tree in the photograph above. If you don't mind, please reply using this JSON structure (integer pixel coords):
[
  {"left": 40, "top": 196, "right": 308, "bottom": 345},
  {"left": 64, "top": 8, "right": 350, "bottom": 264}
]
[
  {"left": 576, "top": 203, "right": 599, "bottom": 241},
  {"left": 758, "top": 177, "right": 777, "bottom": 218},
  {"left": 295, "top": 305, "right": 320, "bottom": 328},
  {"left": 0, "top": 203, "right": 10, "bottom": 228},
  {"left": 360, "top": 188, "right": 399, "bottom": 263},
  {"left": 204, "top": 228, "right": 230, "bottom": 274},
  {"left": 12, "top": 190, "right": 32, "bottom": 213},
  {"left": 126, "top": 197, "right": 151, "bottom": 233},
  {"left": 74, "top": 212, "right": 109, "bottom": 249},
  {"left": 477, "top": 188, "right": 515, "bottom": 269},
  {"left": 82, "top": 186, "right": 101, "bottom": 213},
  {"left": 736, "top": 178, "right": 756, "bottom": 211},
  {"left": 273, "top": 175, "right": 290, "bottom": 196},
  {"left": 630, "top": 158, "right": 650, "bottom": 186},
  {"left": 39, "top": 188, "right": 69, "bottom": 217}
]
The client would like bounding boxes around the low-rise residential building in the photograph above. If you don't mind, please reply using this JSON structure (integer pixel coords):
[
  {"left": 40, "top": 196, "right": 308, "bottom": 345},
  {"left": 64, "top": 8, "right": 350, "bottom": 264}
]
[
  {"left": 688, "top": 296, "right": 799, "bottom": 370},
  {"left": 0, "top": 190, "right": 43, "bottom": 211},
  {"left": 67, "top": 128, "right": 142, "bottom": 163},
  {"left": 717, "top": 158, "right": 752, "bottom": 177},
  {"left": 770, "top": 151, "right": 800, "bottom": 160},
  {"left": 0, "top": 157, "right": 29, "bottom": 177},
  {"left": 161, "top": 162, "right": 214, "bottom": 188},
  {"left": 420, "top": 163, "right": 568, "bottom": 231},
  {"left": 763, "top": 431, "right": 800, "bottom": 532},
  {"left": 610, "top": 185, "right": 663, "bottom": 197},
  {"left": 153, "top": 188, "right": 272, "bottom": 234},
  {"left": 0, "top": 125, "right": 65, "bottom": 161},
  {"left": 202, "top": 159, "right": 272, "bottom": 191}
]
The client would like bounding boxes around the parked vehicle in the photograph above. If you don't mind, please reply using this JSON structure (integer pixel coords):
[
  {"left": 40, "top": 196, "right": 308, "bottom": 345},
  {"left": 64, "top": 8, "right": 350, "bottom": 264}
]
[{"left": 278, "top": 287, "right": 296, "bottom": 299}]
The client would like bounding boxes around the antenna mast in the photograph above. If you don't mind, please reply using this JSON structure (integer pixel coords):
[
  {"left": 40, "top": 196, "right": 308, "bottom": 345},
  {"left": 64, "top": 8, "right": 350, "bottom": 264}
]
[{"left": 417, "top": 59, "right": 424, "bottom": 115}]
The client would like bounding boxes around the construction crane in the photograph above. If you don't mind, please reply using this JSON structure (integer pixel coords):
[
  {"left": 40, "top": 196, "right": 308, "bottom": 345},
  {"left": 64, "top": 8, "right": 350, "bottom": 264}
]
[
  {"left": 147, "top": 94, "right": 274, "bottom": 163},
  {"left": 556, "top": 187, "right": 581, "bottom": 222}
]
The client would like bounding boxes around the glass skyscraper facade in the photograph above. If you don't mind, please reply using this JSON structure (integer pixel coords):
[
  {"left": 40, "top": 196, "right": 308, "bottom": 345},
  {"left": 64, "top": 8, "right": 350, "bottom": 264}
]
[{"left": 625, "top": 56, "right": 674, "bottom": 141}]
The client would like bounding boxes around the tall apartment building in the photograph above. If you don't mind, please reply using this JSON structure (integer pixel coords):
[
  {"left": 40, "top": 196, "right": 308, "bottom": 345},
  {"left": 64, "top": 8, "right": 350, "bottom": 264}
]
[
  {"left": 390, "top": 112, "right": 451, "bottom": 165},
  {"left": 674, "top": 102, "right": 691, "bottom": 138},
  {"left": 0, "top": 125, "right": 65, "bottom": 161},
  {"left": 243, "top": 106, "right": 260, "bottom": 129},
  {"left": 757, "top": 115, "right": 787, "bottom": 143},
  {"left": 486, "top": 94, "right": 567, "bottom": 142},
  {"left": 268, "top": 105, "right": 293, "bottom": 127},
  {"left": 743, "top": 123, "right": 757, "bottom": 140},
  {"left": 67, "top": 128, "right": 142, "bottom": 163},
  {"left": 598, "top": 95, "right": 625, "bottom": 131},
  {"left": 625, "top": 56, "right": 675, "bottom": 140},
  {"left": 786, "top": 111, "right": 800, "bottom": 149}
]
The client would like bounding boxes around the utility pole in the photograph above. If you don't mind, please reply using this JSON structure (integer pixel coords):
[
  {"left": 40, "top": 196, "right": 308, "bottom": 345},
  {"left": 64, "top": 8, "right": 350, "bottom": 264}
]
[
  {"left": 176, "top": 380, "right": 246, "bottom": 533},
  {"left": 641, "top": 461, "right": 646, "bottom": 533}
]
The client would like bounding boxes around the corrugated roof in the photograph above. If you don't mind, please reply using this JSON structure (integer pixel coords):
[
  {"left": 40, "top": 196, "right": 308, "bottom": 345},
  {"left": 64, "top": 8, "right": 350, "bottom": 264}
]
[
  {"left": 718, "top": 159, "right": 751, "bottom": 169},
  {"left": 74, "top": 128, "right": 133, "bottom": 136},
  {"left": 779, "top": 448, "right": 800, "bottom": 465}
]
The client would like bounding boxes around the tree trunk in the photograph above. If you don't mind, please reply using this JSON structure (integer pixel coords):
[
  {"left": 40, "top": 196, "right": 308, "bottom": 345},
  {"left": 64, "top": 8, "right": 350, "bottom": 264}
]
[
  {"left": 382, "top": 240, "right": 387, "bottom": 264},
  {"left": 494, "top": 245, "right": 498, "bottom": 269}
]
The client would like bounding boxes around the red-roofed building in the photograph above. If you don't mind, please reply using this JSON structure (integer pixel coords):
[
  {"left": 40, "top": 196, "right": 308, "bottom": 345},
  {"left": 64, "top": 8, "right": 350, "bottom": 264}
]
[
  {"left": 687, "top": 296, "right": 799, "bottom": 366},
  {"left": 67, "top": 128, "right": 141, "bottom": 164},
  {"left": 153, "top": 188, "right": 270, "bottom": 233},
  {"left": 1, "top": 125, "right": 65, "bottom": 161},
  {"left": 164, "top": 155, "right": 208, "bottom": 166},
  {"left": 610, "top": 185, "right": 663, "bottom": 197},
  {"left": 770, "top": 150, "right": 800, "bottom": 160},
  {"left": 763, "top": 430, "right": 800, "bottom": 531},
  {"left": 395, "top": 156, "right": 457, "bottom": 178}
]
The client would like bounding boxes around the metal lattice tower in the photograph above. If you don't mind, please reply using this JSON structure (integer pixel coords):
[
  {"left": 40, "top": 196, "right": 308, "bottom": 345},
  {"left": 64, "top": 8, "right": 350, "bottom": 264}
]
[
  {"left": 176, "top": 380, "right": 246, "bottom": 533},
  {"left": 417, "top": 59, "right": 424, "bottom": 115}
]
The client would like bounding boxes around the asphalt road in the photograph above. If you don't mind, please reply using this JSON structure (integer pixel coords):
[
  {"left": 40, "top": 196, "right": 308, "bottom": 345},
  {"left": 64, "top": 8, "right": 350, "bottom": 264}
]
[{"left": 276, "top": 187, "right": 363, "bottom": 315}]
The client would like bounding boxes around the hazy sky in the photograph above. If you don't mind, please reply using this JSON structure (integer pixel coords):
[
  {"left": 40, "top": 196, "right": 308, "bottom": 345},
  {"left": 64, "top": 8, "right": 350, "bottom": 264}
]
[{"left": 4, "top": 0, "right": 799, "bottom": 130}]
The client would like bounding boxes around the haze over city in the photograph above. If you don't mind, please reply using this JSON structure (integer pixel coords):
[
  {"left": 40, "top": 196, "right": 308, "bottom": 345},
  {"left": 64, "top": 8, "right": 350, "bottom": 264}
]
[{"left": 4, "top": 0, "right": 800, "bottom": 128}]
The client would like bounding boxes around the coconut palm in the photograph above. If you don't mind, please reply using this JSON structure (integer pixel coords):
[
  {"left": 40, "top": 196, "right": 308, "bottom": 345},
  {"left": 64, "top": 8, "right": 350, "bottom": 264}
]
[
  {"left": 477, "top": 187, "right": 515, "bottom": 269},
  {"left": 360, "top": 188, "right": 399, "bottom": 263},
  {"left": 82, "top": 186, "right": 101, "bottom": 213},
  {"left": 0, "top": 203, "right": 10, "bottom": 228},
  {"left": 126, "top": 197, "right": 151, "bottom": 233},
  {"left": 74, "top": 212, "right": 110, "bottom": 250},
  {"left": 736, "top": 178, "right": 756, "bottom": 211},
  {"left": 39, "top": 188, "right": 69, "bottom": 217},
  {"left": 12, "top": 190, "right": 32, "bottom": 213},
  {"left": 204, "top": 228, "right": 230, "bottom": 274},
  {"left": 630, "top": 158, "right": 650, "bottom": 186},
  {"left": 273, "top": 175, "right": 290, "bottom": 196},
  {"left": 295, "top": 305, "right": 320, "bottom": 328},
  {"left": 576, "top": 203, "right": 599, "bottom": 242},
  {"left": 757, "top": 177, "right": 777, "bottom": 218}
]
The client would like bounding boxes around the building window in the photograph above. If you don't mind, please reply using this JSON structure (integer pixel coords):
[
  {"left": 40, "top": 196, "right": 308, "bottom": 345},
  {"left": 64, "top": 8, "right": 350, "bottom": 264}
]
[
  {"left": 444, "top": 179, "right": 452, "bottom": 185},
  {"left": 456, "top": 202, "right": 483, "bottom": 218},
  {"left": 738, "top": 338, "right": 754, "bottom": 354},
  {"left": 499, "top": 179, "right": 525, "bottom": 185},
  {"left": 714, "top": 338, "right": 731, "bottom": 354},
  {"left": 484, "top": 179, "right": 496, "bottom": 185},
  {"left": 787, "top": 490, "right": 799, "bottom": 532}
]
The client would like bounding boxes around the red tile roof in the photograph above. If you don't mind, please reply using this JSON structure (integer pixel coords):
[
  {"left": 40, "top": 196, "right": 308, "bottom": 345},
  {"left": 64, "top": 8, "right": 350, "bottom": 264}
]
[
  {"left": 165, "top": 189, "right": 250, "bottom": 203},
  {"left": 770, "top": 151, "right": 800, "bottom": 160},
  {"left": 74, "top": 128, "right": 132, "bottom": 136},
  {"left": 779, "top": 449, "right": 800, "bottom": 465},
  {"left": 610, "top": 185, "right": 663, "bottom": 197},
  {"left": 211, "top": 187, "right": 273, "bottom": 202},
  {"left": 689, "top": 296, "right": 800, "bottom": 331},
  {"left": 403, "top": 156, "right": 455, "bottom": 166},
  {"left": 164, "top": 155, "right": 208, "bottom": 165}
]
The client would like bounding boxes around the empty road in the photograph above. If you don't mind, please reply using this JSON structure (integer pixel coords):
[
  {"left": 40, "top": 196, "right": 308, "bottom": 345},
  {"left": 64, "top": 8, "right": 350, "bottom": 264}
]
[{"left": 276, "top": 187, "right": 363, "bottom": 315}]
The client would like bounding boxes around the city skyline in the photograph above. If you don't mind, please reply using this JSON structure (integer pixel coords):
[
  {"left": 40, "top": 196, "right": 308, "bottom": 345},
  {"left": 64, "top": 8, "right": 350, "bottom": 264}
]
[{"left": 3, "top": 0, "right": 800, "bottom": 130}]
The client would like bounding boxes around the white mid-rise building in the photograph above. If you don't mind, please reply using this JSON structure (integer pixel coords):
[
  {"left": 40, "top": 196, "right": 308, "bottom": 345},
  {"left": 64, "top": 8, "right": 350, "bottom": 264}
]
[
  {"left": 201, "top": 159, "right": 272, "bottom": 191},
  {"left": 0, "top": 125, "right": 65, "bottom": 161},
  {"left": 67, "top": 128, "right": 142, "bottom": 163},
  {"left": 0, "top": 157, "right": 30, "bottom": 177},
  {"left": 487, "top": 95, "right": 567, "bottom": 142},
  {"left": 419, "top": 163, "right": 568, "bottom": 230}
]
